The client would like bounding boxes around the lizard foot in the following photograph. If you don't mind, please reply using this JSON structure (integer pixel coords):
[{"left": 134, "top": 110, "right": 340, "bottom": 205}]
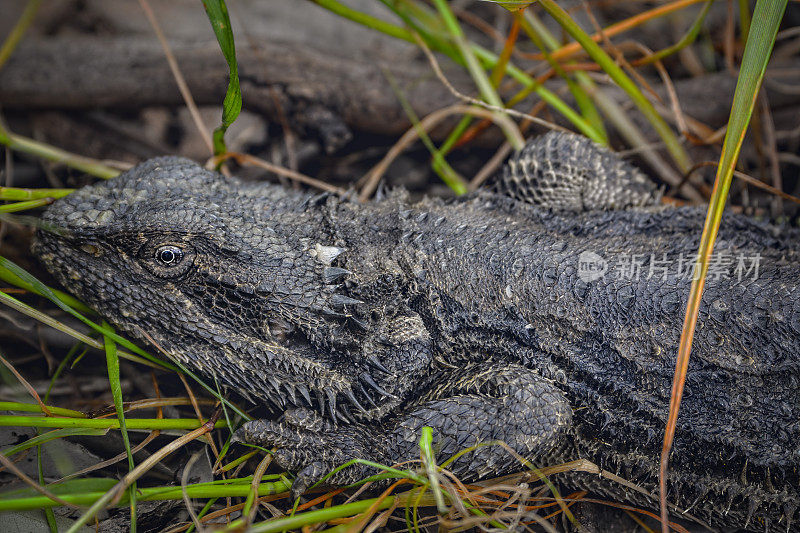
[{"left": 234, "top": 408, "right": 373, "bottom": 499}]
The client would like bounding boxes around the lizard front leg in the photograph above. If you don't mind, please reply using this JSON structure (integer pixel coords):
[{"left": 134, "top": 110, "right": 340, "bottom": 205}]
[{"left": 235, "top": 363, "right": 572, "bottom": 497}]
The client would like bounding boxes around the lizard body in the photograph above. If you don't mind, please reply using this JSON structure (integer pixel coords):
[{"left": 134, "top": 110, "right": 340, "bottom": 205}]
[{"left": 34, "top": 133, "right": 800, "bottom": 531}]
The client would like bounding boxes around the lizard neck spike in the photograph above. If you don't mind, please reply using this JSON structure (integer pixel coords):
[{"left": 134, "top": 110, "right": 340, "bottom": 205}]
[
  {"left": 325, "top": 388, "right": 338, "bottom": 420},
  {"left": 315, "top": 389, "right": 326, "bottom": 417},
  {"left": 365, "top": 354, "right": 390, "bottom": 375},
  {"left": 344, "top": 387, "right": 366, "bottom": 413},
  {"left": 337, "top": 403, "right": 355, "bottom": 423},
  {"left": 323, "top": 266, "right": 350, "bottom": 284},
  {"left": 743, "top": 498, "right": 759, "bottom": 529},
  {"left": 360, "top": 372, "right": 393, "bottom": 398},
  {"left": 357, "top": 381, "right": 378, "bottom": 407},
  {"left": 296, "top": 383, "right": 313, "bottom": 407},
  {"left": 283, "top": 383, "right": 298, "bottom": 405},
  {"left": 783, "top": 502, "right": 796, "bottom": 532},
  {"left": 330, "top": 294, "right": 364, "bottom": 308},
  {"left": 312, "top": 243, "right": 344, "bottom": 265}
]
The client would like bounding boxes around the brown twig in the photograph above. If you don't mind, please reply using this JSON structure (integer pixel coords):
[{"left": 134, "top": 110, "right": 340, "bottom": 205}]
[
  {"left": 0, "top": 350, "right": 51, "bottom": 415},
  {"left": 179, "top": 372, "right": 220, "bottom": 456},
  {"left": 246, "top": 453, "right": 276, "bottom": 525},
  {"left": 109, "top": 408, "right": 222, "bottom": 507},
  {"left": 54, "top": 430, "right": 160, "bottom": 484},
  {"left": 759, "top": 93, "right": 784, "bottom": 214},
  {"left": 180, "top": 452, "right": 205, "bottom": 531}
]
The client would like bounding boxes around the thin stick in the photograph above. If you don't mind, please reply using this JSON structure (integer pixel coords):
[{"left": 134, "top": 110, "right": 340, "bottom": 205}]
[
  {"left": 218, "top": 153, "right": 345, "bottom": 195},
  {"left": 246, "top": 453, "right": 275, "bottom": 525},
  {"left": 54, "top": 431, "right": 160, "bottom": 484},
  {"left": 470, "top": 142, "right": 513, "bottom": 191},
  {"left": 539, "top": 0, "right": 708, "bottom": 62},
  {"left": 0, "top": 350, "right": 51, "bottom": 415},
  {"left": 0, "top": 0, "right": 42, "bottom": 70},
  {"left": 759, "top": 94, "right": 783, "bottom": 214},
  {"left": 412, "top": 32, "right": 567, "bottom": 138},
  {"left": 359, "top": 104, "right": 525, "bottom": 202},
  {"left": 180, "top": 452, "right": 205, "bottom": 531},
  {"left": 684, "top": 161, "right": 800, "bottom": 205},
  {"left": 138, "top": 0, "right": 213, "bottom": 155}
]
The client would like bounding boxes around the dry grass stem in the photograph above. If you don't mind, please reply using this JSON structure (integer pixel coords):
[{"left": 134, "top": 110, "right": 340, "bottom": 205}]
[
  {"left": 412, "top": 31, "right": 568, "bottom": 137},
  {"left": 359, "top": 104, "right": 524, "bottom": 202},
  {"left": 214, "top": 152, "right": 345, "bottom": 195},
  {"left": 138, "top": 0, "right": 213, "bottom": 155}
]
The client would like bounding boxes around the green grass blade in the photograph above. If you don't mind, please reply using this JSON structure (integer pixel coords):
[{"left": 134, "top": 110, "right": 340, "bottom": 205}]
[
  {"left": 102, "top": 321, "right": 137, "bottom": 532},
  {"left": 431, "top": 2, "right": 506, "bottom": 111},
  {"left": 0, "top": 415, "right": 227, "bottom": 431},
  {"left": 0, "top": 402, "right": 86, "bottom": 418},
  {"left": 418, "top": 426, "right": 446, "bottom": 514},
  {"left": 0, "top": 0, "right": 42, "bottom": 71},
  {"left": 1, "top": 478, "right": 118, "bottom": 500},
  {"left": 0, "top": 187, "right": 74, "bottom": 201},
  {"left": 0, "top": 198, "right": 55, "bottom": 213},
  {"left": 0, "top": 261, "right": 92, "bottom": 314},
  {"left": 0, "top": 130, "right": 119, "bottom": 179},
  {"left": 313, "top": 0, "right": 415, "bottom": 42},
  {"left": 659, "top": 0, "right": 788, "bottom": 530},
  {"left": 248, "top": 496, "right": 398, "bottom": 533},
  {"left": 0, "top": 478, "right": 290, "bottom": 512},
  {"left": 312, "top": 0, "right": 604, "bottom": 143},
  {"left": 431, "top": 0, "right": 526, "bottom": 151},
  {"left": 36, "top": 440, "right": 59, "bottom": 533},
  {"left": 4, "top": 428, "right": 107, "bottom": 457},
  {"left": 638, "top": 0, "right": 713, "bottom": 65},
  {"left": 517, "top": 11, "right": 608, "bottom": 145},
  {"left": 738, "top": 0, "right": 751, "bottom": 46},
  {"left": 383, "top": 68, "right": 468, "bottom": 194},
  {"left": 471, "top": 45, "right": 604, "bottom": 143},
  {"left": 202, "top": 0, "right": 242, "bottom": 155},
  {"left": 494, "top": 0, "right": 533, "bottom": 10}
]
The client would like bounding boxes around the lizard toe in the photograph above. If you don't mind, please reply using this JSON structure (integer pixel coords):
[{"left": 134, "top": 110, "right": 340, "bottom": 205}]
[
  {"left": 290, "top": 461, "right": 331, "bottom": 500},
  {"left": 234, "top": 419, "right": 310, "bottom": 449}
]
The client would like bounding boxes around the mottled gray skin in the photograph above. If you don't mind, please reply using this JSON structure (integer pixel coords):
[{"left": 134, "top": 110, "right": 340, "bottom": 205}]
[{"left": 34, "top": 133, "right": 800, "bottom": 532}]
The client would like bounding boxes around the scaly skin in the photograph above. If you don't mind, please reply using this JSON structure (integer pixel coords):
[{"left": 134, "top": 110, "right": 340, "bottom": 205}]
[{"left": 33, "top": 134, "right": 800, "bottom": 531}]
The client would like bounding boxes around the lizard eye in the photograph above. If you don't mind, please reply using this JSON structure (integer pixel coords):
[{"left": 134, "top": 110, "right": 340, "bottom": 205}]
[
  {"left": 141, "top": 243, "right": 194, "bottom": 278},
  {"left": 156, "top": 245, "right": 183, "bottom": 265}
]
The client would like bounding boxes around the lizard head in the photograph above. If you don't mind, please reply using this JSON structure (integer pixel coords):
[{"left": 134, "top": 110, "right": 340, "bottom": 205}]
[{"left": 33, "top": 157, "right": 403, "bottom": 419}]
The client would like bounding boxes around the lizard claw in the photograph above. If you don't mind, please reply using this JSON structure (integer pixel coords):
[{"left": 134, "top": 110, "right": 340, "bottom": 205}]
[
  {"left": 290, "top": 461, "right": 331, "bottom": 500},
  {"left": 233, "top": 416, "right": 374, "bottom": 497}
]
